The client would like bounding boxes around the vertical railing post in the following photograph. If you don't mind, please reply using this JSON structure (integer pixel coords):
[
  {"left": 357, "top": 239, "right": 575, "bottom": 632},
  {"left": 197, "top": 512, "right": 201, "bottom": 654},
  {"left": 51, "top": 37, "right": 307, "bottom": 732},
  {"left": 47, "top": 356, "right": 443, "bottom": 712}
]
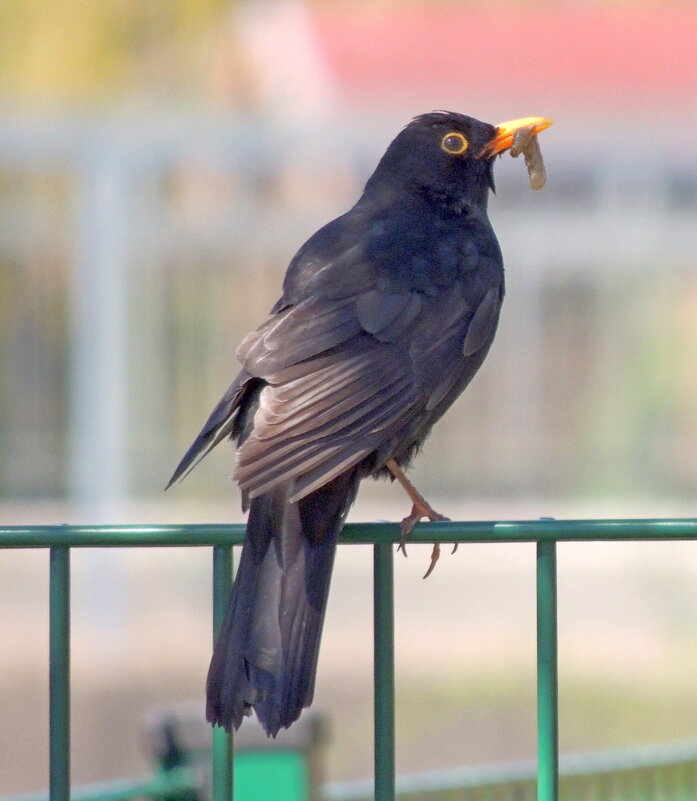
[
  {"left": 212, "top": 544, "right": 234, "bottom": 801},
  {"left": 374, "top": 542, "right": 395, "bottom": 801},
  {"left": 537, "top": 540, "right": 559, "bottom": 801},
  {"left": 50, "top": 546, "right": 71, "bottom": 801}
]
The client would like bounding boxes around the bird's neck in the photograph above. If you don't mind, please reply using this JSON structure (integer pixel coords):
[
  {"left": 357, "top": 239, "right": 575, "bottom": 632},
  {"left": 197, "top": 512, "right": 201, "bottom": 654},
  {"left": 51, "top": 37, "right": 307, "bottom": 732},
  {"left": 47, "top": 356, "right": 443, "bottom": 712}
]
[
  {"left": 419, "top": 184, "right": 490, "bottom": 219},
  {"left": 358, "top": 174, "right": 491, "bottom": 222}
]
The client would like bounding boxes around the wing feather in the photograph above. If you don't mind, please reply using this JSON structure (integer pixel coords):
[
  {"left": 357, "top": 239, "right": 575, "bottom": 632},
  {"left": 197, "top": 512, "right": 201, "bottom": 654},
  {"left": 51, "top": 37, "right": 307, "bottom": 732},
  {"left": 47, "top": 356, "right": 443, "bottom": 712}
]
[
  {"left": 239, "top": 297, "right": 362, "bottom": 375},
  {"left": 166, "top": 370, "right": 256, "bottom": 487},
  {"left": 232, "top": 275, "right": 500, "bottom": 498},
  {"left": 171, "top": 252, "right": 503, "bottom": 498}
]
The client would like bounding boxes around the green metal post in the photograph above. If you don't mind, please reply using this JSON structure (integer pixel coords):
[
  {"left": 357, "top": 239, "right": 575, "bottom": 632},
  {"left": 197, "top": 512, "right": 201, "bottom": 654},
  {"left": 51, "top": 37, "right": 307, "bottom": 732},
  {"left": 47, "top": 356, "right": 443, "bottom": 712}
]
[
  {"left": 49, "top": 546, "right": 70, "bottom": 801},
  {"left": 373, "top": 543, "right": 395, "bottom": 801},
  {"left": 211, "top": 545, "right": 234, "bottom": 801},
  {"left": 536, "top": 541, "right": 559, "bottom": 801}
]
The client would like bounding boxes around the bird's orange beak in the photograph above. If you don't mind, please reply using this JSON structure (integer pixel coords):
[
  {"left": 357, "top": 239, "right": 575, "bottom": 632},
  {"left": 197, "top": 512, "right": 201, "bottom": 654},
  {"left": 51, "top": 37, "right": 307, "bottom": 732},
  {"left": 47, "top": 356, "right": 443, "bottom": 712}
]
[{"left": 481, "top": 116, "right": 553, "bottom": 157}]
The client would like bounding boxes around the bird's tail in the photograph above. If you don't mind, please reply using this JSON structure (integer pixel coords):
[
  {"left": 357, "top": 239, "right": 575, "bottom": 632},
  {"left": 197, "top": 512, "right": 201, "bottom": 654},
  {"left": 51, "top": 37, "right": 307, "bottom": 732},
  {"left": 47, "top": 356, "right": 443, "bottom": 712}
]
[{"left": 206, "top": 468, "right": 360, "bottom": 736}]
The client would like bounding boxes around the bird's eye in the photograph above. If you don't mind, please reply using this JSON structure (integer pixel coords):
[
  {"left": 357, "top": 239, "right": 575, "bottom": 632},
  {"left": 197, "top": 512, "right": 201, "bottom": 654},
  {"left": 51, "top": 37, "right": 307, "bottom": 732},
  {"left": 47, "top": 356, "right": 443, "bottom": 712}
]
[{"left": 441, "top": 131, "right": 469, "bottom": 155}]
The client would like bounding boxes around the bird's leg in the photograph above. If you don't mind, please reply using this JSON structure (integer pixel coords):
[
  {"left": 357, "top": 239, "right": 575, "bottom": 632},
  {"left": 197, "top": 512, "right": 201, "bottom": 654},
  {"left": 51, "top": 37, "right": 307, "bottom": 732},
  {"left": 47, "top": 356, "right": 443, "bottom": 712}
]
[{"left": 386, "top": 459, "right": 451, "bottom": 575}]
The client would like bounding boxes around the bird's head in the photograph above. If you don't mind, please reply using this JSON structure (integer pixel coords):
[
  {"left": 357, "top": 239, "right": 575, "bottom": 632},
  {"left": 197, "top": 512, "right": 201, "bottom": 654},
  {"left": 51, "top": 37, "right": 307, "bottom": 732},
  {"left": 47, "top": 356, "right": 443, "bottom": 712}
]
[{"left": 364, "top": 111, "right": 552, "bottom": 210}]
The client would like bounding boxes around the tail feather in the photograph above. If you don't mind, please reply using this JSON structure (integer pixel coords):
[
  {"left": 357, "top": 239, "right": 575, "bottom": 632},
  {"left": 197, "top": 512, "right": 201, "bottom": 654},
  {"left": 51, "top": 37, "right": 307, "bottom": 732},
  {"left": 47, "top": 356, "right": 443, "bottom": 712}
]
[{"left": 206, "top": 468, "right": 360, "bottom": 735}]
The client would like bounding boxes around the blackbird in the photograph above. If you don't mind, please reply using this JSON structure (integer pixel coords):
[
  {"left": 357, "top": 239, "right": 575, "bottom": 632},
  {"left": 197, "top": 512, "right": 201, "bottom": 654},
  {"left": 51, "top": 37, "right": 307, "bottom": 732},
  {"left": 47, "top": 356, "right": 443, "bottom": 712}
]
[{"left": 168, "top": 111, "right": 552, "bottom": 736}]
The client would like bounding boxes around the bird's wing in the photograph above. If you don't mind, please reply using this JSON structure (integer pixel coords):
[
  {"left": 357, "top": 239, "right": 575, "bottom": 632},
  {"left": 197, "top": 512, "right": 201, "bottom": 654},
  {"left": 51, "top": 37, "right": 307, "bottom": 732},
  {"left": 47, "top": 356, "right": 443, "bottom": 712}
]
[
  {"left": 234, "top": 273, "right": 500, "bottom": 502},
  {"left": 166, "top": 369, "right": 259, "bottom": 487}
]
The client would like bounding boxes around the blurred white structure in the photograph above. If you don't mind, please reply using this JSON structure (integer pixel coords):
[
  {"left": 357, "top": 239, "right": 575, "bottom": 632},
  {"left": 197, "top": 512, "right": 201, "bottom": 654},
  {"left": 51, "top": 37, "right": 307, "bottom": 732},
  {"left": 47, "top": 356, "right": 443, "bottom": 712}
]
[
  {"left": 233, "top": 0, "right": 337, "bottom": 121},
  {"left": 1, "top": 112, "right": 697, "bottom": 514}
]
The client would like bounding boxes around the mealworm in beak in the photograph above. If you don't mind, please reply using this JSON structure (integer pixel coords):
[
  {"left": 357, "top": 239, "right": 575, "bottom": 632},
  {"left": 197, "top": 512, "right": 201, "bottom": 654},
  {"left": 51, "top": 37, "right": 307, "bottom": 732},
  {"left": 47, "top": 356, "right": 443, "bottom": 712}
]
[
  {"left": 510, "top": 125, "right": 534, "bottom": 158},
  {"left": 510, "top": 125, "right": 547, "bottom": 190}
]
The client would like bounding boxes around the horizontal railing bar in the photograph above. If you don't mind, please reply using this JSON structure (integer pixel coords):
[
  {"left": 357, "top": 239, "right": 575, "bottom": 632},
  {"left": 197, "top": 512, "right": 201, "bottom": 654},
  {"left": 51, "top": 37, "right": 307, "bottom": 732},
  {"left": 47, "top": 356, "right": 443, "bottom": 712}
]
[
  {"left": 324, "top": 740, "right": 697, "bottom": 799},
  {"left": 4, "top": 518, "right": 697, "bottom": 548},
  {"left": 0, "top": 524, "right": 247, "bottom": 547},
  {"left": 6, "top": 766, "right": 198, "bottom": 801}
]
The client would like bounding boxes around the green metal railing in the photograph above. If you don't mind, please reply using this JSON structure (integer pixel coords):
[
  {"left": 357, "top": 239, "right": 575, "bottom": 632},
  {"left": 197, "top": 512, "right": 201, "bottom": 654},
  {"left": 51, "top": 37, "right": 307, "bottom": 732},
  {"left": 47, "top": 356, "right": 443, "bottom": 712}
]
[
  {"left": 325, "top": 738, "right": 697, "bottom": 800},
  {"left": 3, "top": 517, "right": 697, "bottom": 801},
  {"left": 9, "top": 767, "right": 199, "bottom": 801}
]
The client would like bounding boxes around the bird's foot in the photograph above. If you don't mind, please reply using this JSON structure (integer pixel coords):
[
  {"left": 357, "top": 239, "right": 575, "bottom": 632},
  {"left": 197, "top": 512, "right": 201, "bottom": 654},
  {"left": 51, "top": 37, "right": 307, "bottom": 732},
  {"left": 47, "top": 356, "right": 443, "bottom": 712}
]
[
  {"left": 397, "top": 500, "right": 451, "bottom": 578},
  {"left": 385, "top": 459, "right": 454, "bottom": 575}
]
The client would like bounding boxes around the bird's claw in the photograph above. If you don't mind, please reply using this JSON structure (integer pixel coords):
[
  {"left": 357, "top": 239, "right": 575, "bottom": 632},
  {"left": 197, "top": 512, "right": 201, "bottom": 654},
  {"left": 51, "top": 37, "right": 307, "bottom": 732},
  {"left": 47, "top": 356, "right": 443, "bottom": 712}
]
[
  {"left": 423, "top": 543, "right": 441, "bottom": 579},
  {"left": 397, "top": 507, "right": 423, "bottom": 556},
  {"left": 397, "top": 502, "right": 453, "bottom": 577},
  {"left": 422, "top": 541, "right": 459, "bottom": 579}
]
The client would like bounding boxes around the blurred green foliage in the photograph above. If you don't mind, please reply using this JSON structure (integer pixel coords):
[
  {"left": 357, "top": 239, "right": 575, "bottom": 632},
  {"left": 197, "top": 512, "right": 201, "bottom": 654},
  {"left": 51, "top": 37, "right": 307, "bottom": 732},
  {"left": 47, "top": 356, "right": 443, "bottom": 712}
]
[{"left": 0, "top": 0, "right": 231, "bottom": 103}]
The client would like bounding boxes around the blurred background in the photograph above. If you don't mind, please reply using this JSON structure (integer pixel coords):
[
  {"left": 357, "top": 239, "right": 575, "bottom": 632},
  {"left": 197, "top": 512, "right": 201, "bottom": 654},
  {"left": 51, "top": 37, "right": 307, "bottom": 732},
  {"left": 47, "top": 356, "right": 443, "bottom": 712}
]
[{"left": 3, "top": 0, "right": 697, "bottom": 794}]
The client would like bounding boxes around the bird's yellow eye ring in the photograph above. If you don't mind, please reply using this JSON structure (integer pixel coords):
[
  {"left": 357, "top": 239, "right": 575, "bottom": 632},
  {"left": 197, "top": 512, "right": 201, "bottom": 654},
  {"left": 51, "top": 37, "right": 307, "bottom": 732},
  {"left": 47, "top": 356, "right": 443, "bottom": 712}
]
[{"left": 441, "top": 131, "right": 469, "bottom": 155}]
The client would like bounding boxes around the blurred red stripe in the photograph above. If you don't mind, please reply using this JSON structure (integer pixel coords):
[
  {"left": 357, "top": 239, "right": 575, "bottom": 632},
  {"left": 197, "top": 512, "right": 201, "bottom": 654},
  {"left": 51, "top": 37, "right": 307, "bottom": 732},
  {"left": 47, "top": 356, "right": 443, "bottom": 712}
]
[{"left": 314, "top": 6, "right": 697, "bottom": 98}]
